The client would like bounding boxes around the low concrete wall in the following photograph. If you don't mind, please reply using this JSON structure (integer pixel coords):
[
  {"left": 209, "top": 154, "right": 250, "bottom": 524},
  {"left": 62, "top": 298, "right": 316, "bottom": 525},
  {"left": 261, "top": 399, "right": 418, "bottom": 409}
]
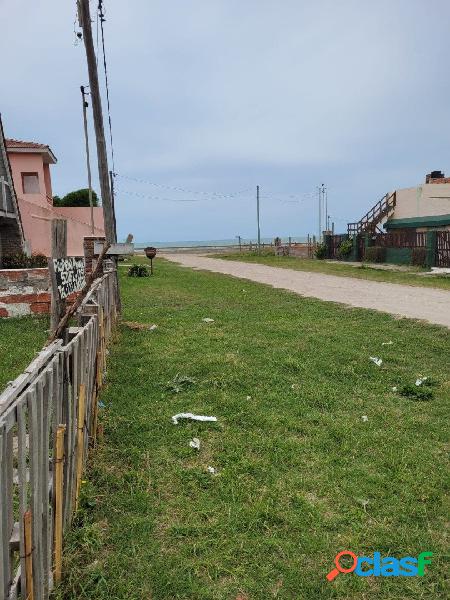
[{"left": 0, "top": 268, "right": 51, "bottom": 317}]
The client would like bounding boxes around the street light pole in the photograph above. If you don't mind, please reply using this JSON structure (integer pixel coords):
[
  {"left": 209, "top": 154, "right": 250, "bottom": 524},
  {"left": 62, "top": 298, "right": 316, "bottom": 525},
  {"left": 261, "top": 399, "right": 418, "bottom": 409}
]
[
  {"left": 80, "top": 85, "right": 95, "bottom": 235},
  {"left": 256, "top": 185, "right": 261, "bottom": 253}
]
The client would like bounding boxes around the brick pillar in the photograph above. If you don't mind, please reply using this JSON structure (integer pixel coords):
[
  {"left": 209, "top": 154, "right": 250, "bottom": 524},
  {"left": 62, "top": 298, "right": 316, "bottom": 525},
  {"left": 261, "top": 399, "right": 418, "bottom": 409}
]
[{"left": 83, "top": 236, "right": 106, "bottom": 275}]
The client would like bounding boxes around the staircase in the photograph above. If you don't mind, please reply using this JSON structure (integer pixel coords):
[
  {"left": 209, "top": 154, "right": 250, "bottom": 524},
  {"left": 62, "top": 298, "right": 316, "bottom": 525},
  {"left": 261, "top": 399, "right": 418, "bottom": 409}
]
[{"left": 347, "top": 192, "right": 396, "bottom": 236}]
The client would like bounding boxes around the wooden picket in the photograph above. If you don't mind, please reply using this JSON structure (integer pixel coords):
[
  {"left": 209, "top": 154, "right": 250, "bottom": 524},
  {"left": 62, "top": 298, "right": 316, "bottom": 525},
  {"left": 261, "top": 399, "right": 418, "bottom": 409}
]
[{"left": 0, "top": 269, "right": 117, "bottom": 599}]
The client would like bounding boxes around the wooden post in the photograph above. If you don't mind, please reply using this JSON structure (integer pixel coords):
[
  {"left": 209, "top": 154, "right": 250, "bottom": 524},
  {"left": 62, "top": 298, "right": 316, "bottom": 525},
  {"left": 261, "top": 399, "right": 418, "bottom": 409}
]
[
  {"left": 48, "top": 219, "right": 67, "bottom": 333},
  {"left": 75, "top": 384, "right": 86, "bottom": 512},
  {"left": 23, "top": 510, "right": 34, "bottom": 600},
  {"left": 54, "top": 425, "right": 66, "bottom": 583}
]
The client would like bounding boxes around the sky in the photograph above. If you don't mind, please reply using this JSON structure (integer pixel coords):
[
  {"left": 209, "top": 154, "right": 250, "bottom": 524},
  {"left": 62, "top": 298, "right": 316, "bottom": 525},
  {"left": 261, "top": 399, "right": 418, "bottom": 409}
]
[{"left": 2, "top": 0, "right": 450, "bottom": 242}]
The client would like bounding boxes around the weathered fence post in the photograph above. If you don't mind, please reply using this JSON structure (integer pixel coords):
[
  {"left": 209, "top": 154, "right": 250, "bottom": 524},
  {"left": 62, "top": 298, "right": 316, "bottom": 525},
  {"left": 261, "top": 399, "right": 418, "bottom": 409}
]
[
  {"left": 426, "top": 230, "right": 437, "bottom": 269},
  {"left": 24, "top": 510, "right": 34, "bottom": 600},
  {"left": 54, "top": 425, "right": 66, "bottom": 584},
  {"left": 75, "top": 385, "right": 86, "bottom": 512},
  {"left": 48, "top": 219, "right": 67, "bottom": 333}
]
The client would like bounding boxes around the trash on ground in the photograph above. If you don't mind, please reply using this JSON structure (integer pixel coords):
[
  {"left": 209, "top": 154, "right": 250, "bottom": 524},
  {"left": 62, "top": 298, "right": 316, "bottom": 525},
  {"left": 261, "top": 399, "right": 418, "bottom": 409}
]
[
  {"left": 171, "top": 413, "right": 218, "bottom": 425},
  {"left": 246, "top": 395, "right": 252, "bottom": 400},
  {"left": 207, "top": 466, "right": 217, "bottom": 475},
  {"left": 392, "top": 386, "right": 398, "bottom": 392},
  {"left": 415, "top": 377, "right": 428, "bottom": 386},
  {"left": 123, "top": 321, "right": 158, "bottom": 331},
  {"left": 98, "top": 401, "right": 105, "bottom": 409},
  {"left": 202, "top": 318, "right": 215, "bottom": 323},
  {"left": 369, "top": 356, "right": 383, "bottom": 367},
  {"left": 166, "top": 373, "right": 196, "bottom": 393},
  {"left": 361, "top": 415, "right": 369, "bottom": 422},
  {"left": 382, "top": 341, "right": 393, "bottom": 346},
  {"left": 189, "top": 437, "right": 201, "bottom": 450}
]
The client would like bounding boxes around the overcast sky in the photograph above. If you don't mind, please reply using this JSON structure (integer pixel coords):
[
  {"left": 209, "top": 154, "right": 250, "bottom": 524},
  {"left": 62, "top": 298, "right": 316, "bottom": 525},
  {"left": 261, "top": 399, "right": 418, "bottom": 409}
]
[{"left": 2, "top": 0, "right": 450, "bottom": 242}]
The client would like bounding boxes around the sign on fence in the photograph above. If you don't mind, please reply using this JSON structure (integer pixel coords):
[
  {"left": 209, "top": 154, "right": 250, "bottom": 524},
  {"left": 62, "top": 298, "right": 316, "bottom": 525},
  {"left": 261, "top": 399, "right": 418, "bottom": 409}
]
[{"left": 52, "top": 257, "right": 86, "bottom": 299}]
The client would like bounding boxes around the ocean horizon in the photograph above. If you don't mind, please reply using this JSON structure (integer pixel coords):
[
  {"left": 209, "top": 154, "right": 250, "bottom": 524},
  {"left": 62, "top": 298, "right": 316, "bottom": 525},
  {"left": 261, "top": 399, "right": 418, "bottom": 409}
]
[{"left": 133, "top": 236, "right": 309, "bottom": 248}]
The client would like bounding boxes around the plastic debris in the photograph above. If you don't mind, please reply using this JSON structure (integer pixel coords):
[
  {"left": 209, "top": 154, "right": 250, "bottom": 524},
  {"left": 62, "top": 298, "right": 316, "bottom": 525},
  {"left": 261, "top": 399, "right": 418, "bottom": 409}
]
[
  {"left": 361, "top": 415, "right": 369, "bottom": 422},
  {"left": 246, "top": 395, "right": 252, "bottom": 400},
  {"left": 382, "top": 341, "right": 393, "bottom": 346},
  {"left": 189, "top": 437, "right": 201, "bottom": 450},
  {"left": 415, "top": 377, "right": 428, "bottom": 386},
  {"left": 202, "top": 318, "right": 214, "bottom": 323},
  {"left": 98, "top": 401, "right": 105, "bottom": 409},
  {"left": 392, "top": 386, "right": 398, "bottom": 392},
  {"left": 149, "top": 324, "right": 158, "bottom": 331},
  {"left": 369, "top": 357, "right": 383, "bottom": 367},
  {"left": 207, "top": 466, "right": 217, "bottom": 474},
  {"left": 171, "top": 413, "right": 218, "bottom": 425}
]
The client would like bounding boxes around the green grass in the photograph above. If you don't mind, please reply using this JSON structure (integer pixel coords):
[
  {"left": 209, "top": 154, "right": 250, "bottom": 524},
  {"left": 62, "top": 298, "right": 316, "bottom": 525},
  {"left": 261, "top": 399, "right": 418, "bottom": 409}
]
[
  {"left": 213, "top": 253, "right": 450, "bottom": 290},
  {"left": 0, "top": 315, "right": 49, "bottom": 390},
  {"left": 56, "top": 259, "right": 449, "bottom": 599}
]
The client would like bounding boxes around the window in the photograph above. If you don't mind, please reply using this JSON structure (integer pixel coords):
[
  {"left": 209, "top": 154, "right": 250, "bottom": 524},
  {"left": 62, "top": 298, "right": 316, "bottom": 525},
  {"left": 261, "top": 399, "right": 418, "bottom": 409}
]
[{"left": 22, "top": 172, "right": 40, "bottom": 194}]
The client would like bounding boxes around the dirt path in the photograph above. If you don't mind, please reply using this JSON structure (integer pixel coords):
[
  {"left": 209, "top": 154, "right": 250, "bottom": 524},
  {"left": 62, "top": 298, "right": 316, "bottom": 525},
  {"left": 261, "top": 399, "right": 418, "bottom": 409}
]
[{"left": 163, "top": 254, "right": 450, "bottom": 328}]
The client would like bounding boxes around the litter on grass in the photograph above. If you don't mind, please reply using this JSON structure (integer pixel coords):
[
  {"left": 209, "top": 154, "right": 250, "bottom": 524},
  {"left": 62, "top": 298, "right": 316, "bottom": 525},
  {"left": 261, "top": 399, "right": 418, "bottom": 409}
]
[
  {"left": 415, "top": 377, "right": 428, "bottom": 386},
  {"left": 361, "top": 415, "right": 369, "bottom": 422},
  {"left": 369, "top": 356, "right": 383, "bottom": 367},
  {"left": 392, "top": 386, "right": 398, "bottom": 392},
  {"left": 189, "top": 437, "right": 201, "bottom": 450},
  {"left": 246, "top": 395, "right": 252, "bottom": 400},
  {"left": 207, "top": 466, "right": 217, "bottom": 474},
  {"left": 202, "top": 318, "right": 215, "bottom": 323},
  {"left": 171, "top": 413, "right": 218, "bottom": 425},
  {"left": 382, "top": 341, "right": 393, "bottom": 346}
]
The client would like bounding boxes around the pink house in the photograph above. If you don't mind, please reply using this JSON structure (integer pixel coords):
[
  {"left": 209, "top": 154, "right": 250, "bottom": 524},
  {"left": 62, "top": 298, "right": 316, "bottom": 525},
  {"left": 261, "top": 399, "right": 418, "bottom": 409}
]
[{"left": 6, "top": 138, "right": 105, "bottom": 256}]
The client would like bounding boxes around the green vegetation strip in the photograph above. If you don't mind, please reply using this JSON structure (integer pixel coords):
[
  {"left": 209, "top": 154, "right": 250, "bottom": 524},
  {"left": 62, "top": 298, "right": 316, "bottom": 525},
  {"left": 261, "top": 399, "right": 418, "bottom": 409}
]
[
  {"left": 214, "top": 253, "right": 450, "bottom": 290},
  {"left": 0, "top": 315, "right": 48, "bottom": 391},
  {"left": 56, "top": 259, "right": 449, "bottom": 599}
]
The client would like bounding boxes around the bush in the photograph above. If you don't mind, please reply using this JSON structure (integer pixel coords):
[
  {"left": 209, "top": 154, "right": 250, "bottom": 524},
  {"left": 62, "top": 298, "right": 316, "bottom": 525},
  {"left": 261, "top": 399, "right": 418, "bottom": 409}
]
[
  {"left": 411, "top": 247, "right": 427, "bottom": 268},
  {"left": 127, "top": 264, "right": 149, "bottom": 277},
  {"left": 337, "top": 238, "right": 353, "bottom": 260},
  {"left": 1, "top": 252, "right": 48, "bottom": 269},
  {"left": 55, "top": 189, "right": 99, "bottom": 208},
  {"left": 365, "top": 246, "right": 386, "bottom": 263},
  {"left": 315, "top": 243, "right": 327, "bottom": 260}
]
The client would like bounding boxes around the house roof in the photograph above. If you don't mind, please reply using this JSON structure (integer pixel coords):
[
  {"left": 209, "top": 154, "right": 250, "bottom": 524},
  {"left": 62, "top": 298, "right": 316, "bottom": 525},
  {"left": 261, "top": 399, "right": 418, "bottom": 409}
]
[
  {"left": 5, "top": 138, "right": 57, "bottom": 164},
  {"left": 385, "top": 214, "right": 450, "bottom": 229}
]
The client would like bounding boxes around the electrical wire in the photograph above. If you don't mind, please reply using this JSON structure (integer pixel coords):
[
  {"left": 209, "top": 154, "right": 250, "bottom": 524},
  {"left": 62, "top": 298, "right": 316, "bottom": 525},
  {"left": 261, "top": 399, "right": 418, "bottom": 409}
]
[{"left": 98, "top": 0, "right": 116, "bottom": 173}]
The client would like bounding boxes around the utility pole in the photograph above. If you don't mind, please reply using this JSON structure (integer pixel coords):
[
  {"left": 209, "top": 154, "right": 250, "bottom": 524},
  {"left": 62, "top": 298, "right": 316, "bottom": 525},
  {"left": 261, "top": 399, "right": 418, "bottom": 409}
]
[
  {"left": 256, "top": 185, "right": 261, "bottom": 253},
  {"left": 318, "top": 185, "right": 322, "bottom": 241},
  {"left": 80, "top": 85, "right": 95, "bottom": 235},
  {"left": 78, "top": 0, "right": 116, "bottom": 243},
  {"left": 325, "top": 187, "right": 328, "bottom": 233}
]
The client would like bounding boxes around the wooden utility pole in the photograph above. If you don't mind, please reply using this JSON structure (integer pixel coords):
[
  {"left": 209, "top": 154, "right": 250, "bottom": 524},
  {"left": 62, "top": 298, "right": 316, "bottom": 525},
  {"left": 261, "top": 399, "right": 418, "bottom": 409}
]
[
  {"left": 48, "top": 219, "right": 67, "bottom": 333},
  {"left": 256, "top": 185, "right": 261, "bottom": 253},
  {"left": 80, "top": 85, "right": 95, "bottom": 235},
  {"left": 78, "top": 0, "right": 116, "bottom": 244}
]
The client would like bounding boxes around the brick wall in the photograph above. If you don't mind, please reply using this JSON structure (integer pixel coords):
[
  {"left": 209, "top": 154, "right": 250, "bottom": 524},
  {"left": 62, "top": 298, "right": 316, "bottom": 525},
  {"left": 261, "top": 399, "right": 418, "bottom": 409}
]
[
  {"left": 0, "top": 268, "right": 51, "bottom": 317},
  {"left": 428, "top": 177, "right": 450, "bottom": 184}
]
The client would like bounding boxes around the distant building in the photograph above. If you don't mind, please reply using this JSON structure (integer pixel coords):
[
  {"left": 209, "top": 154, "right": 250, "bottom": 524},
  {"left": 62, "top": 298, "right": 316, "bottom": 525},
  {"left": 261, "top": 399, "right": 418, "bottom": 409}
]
[
  {"left": 385, "top": 172, "right": 450, "bottom": 232},
  {"left": 0, "top": 117, "right": 25, "bottom": 263},
  {"left": 348, "top": 172, "right": 450, "bottom": 235},
  {"left": 5, "top": 134, "right": 105, "bottom": 256}
]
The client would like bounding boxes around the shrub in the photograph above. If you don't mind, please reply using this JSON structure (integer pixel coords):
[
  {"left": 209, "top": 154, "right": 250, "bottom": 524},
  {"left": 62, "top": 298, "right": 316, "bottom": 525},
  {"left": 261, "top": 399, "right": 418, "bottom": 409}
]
[
  {"left": 1, "top": 252, "right": 48, "bottom": 269},
  {"left": 127, "top": 264, "right": 149, "bottom": 277},
  {"left": 55, "top": 189, "right": 99, "bottom": 208},
  {"left": 411, "top": 247, "right": 427, "bottom": 268},
  {"left": 315, "top": 243, "right": 327, "bottom": 260},
  {"left": 365, "top": 246, "right": 386, "bottom": 263},
  {"left": 337, "top": 238, "right": 353, "bottom": 260}
]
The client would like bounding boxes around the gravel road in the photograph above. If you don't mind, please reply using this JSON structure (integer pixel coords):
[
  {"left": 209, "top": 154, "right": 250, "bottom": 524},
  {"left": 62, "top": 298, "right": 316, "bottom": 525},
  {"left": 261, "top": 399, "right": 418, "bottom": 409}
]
[{"left": 163, "top": 254, "right": 450, "bottom": 329}]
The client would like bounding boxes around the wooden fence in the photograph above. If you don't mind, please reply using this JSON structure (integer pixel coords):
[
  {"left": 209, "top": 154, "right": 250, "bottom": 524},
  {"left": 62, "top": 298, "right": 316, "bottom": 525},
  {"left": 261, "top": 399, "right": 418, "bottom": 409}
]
[
  {"left": 370, "top": 231, "right": 427, "bottom": 249},
  {"left": 436, "top": 231, "right": 450, "bottom": 267},
  {"left": 0, "top": 269, "right": 117, "bottom": 600}
]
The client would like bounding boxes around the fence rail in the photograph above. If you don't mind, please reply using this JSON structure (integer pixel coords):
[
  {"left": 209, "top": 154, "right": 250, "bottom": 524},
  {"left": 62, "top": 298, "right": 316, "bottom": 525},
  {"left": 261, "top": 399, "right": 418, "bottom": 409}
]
[{"left": 0, "top": 269, "right": 117, "bottom": 600}]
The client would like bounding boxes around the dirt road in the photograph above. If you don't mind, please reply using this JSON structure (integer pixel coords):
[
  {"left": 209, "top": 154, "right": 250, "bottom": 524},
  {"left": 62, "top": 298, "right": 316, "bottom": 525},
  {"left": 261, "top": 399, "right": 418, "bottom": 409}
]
[{"left": 163, "top": 254, "right": 450, "bottom": 328}]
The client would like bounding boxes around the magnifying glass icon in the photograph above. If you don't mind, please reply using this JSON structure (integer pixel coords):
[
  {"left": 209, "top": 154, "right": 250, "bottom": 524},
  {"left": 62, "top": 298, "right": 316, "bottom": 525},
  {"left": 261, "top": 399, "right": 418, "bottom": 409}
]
[{"left": 326, "top": 550, "right": 358, "bottom": 581}]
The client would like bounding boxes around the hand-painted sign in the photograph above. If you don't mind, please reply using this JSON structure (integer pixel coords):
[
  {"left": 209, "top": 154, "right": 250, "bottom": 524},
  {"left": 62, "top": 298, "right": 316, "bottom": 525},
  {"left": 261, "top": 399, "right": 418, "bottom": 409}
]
[{"left": 52, "top": 257, "right": 85, "bottom": 299}]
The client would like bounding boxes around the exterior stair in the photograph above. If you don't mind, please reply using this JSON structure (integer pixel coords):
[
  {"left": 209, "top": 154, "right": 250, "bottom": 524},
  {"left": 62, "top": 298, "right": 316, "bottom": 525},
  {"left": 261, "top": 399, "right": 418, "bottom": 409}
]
[{"left": 348, "top": 192, "right": 396, "bottom": 235}]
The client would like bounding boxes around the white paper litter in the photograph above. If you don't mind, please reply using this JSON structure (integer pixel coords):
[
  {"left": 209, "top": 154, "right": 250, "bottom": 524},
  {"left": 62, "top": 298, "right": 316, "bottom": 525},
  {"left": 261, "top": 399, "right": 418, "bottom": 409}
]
[
  {"left": 149, "top": 324, "right": 158, "bottom": 331},
  {"left": 207, "top": 466, "right": 217, "bottom": 474},
  {"left": 382, "top": 341, "right": 393, "bottom": 346},
  {"left": 415, "top": 377, "right": 428, "bottom": 386},
  {"left": 392, "top": 386, "right": 398, "bottom": 392},
  {"left": 369, "top": 357, "right": 383, "bottom": 367},
  {"left": 189, "top": 437, "right": 201, "bottom": 450},
  {"left": 202, "top": 318, "right": 214, "bottom": 323},
  {"left": 361, "top": 415, "right": 369, "bottom": 422},
  {"left": 171, "top": 413, "right": 218, "bottom": 425},
  {"left": 246, "top": 395, "right": 252, "bottom": 400}
]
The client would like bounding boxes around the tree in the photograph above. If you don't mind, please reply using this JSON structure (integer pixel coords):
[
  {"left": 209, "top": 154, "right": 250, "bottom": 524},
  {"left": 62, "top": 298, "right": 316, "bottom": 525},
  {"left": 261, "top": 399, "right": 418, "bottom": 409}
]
[{"left": 54, "top": 188, "right": 99, "bottom": 207}]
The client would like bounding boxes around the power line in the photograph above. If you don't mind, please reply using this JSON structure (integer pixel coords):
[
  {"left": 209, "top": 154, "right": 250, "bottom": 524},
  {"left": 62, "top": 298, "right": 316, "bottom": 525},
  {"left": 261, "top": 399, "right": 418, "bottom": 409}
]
[{"left": 98, "top": 0, "right": 116, "bottom": 173}]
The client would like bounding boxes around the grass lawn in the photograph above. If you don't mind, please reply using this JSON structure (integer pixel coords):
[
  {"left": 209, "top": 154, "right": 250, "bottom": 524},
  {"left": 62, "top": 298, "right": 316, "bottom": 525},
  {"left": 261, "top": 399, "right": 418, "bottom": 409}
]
[
  {"left": 56, "top": 259, "right": 449, "bottom": 599},
  {"left": 0, "top": 315, "right": 49, "bottom": 391},
  {"left": 213, "top": 253, "right": 450, "bottom": 291}
]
